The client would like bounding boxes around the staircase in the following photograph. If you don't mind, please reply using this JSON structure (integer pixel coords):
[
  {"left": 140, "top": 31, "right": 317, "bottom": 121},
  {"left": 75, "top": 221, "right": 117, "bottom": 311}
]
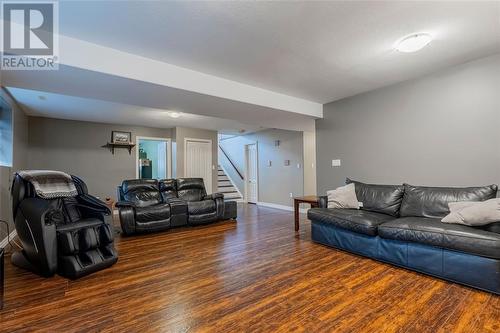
[{"left": 217, "top": 166, "right": 243, "bottom": 201}]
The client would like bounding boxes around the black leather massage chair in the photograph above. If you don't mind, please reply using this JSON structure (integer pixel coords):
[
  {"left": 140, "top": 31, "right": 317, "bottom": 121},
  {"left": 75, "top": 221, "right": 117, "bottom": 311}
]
[
  {"left": 11, "top": 172, "right": 118, "bottom": 279},
  {"left": 116, "top": 178, "right": 227, "bottom": 235}
]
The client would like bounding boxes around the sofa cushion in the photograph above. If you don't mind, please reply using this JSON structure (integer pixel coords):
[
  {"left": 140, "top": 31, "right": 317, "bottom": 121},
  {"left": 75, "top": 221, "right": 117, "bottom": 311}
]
[
  {"left": 159, "top": 179, "right": 177, "bottom": 200},
  {"left": 442, "top": 198, "right": 500, "bottom": 226},
  {"left": 176, "top": 178, "right": 207, "bottom": 202},
  {"left": 400, "top": 184, "right": 498, "bottom": 218},
  {"left": 122, "top": 179, "right": 161, "bottom": 207},
  {"left": 307, "top": 208, "right": 394, "bottom": 236},
  {"left": 188, "top": 200, "right": 216, "bottom": 215},
  {"left": 135, "top": 203, "right": 171, "bottom": 222},
  {"left": 346, "top": 178, "right": 404, "bottom": 217},
  {"left": 378, "top": 217, "right": 500, "bottom": 259}
]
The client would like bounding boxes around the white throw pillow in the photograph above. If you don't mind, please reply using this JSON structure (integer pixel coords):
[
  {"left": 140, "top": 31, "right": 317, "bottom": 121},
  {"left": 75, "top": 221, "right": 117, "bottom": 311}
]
[
  {"left": 441, "top": 198, "right": 500, "bottom": 226},
  {"left": 327, "top": 183, "right": 359, "bottom": 209}
]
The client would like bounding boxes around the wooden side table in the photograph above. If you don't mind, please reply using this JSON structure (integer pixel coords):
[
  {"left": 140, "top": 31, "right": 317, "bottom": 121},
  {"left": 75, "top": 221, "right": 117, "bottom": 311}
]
[
  {"left": 293, "top": 195, "right": 320, "bottom": 231},
  {"left": 104, "top": 198, "right": 118, "bottom": 228}
]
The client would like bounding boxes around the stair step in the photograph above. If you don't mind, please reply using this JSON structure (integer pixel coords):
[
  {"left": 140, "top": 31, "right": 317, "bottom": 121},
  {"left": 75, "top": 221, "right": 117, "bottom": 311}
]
[
  {"left": 224, "top": 193, "right": 242, "bottom": 199},
  {"left": 219, "top": 189, "right": 238, "bottom": 194}
]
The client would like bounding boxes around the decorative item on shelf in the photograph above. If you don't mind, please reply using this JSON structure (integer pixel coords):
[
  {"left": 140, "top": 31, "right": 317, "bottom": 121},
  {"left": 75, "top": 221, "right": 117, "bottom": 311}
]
[
  {"left": 112, "top": 131, "right": 132, "bottom": 144},
  {"left": 102, "top": 131, "right": 135, "bottom": 154}
]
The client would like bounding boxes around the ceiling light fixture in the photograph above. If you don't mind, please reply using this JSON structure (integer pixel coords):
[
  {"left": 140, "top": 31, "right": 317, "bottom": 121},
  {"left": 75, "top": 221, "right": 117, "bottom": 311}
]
[
  {"left": 167, "top": 111, "right": 181, "bottom": 118},
  {"left": 395, "top": 33, "right": 432, "bottom": 53}
]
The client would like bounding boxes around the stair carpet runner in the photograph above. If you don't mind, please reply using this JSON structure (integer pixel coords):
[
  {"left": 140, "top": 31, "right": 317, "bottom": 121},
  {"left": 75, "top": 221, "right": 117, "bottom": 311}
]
[{"left": 217, "top": 166, "right": 242, "bottom": 201}]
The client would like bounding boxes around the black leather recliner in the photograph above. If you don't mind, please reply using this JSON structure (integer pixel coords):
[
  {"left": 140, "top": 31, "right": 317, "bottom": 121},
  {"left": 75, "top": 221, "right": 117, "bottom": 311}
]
[
  {"left": 116, "top": 178, "right": 226, "bottom": 235},
  {"left": 176, "top": 178, "right": 225, "bottom": 225},
  {"left": 11, "top": 173, "right": 118, "bottom": 279},
  {"left": 116, "top": 179, "right": 188, "bottom": 235}
]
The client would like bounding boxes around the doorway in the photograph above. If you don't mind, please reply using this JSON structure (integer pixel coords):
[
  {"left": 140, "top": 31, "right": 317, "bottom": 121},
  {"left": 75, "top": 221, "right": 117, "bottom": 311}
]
[
  {"left": 245, "top": 143, "right": 258, "bottom": 204},
  {"left": 184, "top": 138, "right": 213, "bottom": 193},
  {"left": 136, "top": 137, "right": 171, "bottom": 179}
]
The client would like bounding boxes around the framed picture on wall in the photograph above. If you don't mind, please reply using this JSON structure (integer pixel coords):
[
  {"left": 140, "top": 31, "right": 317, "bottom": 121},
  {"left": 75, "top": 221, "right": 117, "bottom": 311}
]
[{"left": 111, "top": 131, "right": 132, "bottom": 144}]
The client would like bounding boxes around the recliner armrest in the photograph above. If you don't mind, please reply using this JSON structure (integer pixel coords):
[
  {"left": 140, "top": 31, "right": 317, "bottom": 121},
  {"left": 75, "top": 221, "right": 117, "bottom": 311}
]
[
  {"left": 204, "top": 193, "right": 224, "bottom": 200},
  {"left": 115, "top": 201, "right": 136, "bottom": 208}
]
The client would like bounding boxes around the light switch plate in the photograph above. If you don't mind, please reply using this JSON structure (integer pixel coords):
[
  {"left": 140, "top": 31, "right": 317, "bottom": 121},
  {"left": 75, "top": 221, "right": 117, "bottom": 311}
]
[{"left": 331, "top": 159, "right": 341, "bottom": 167}]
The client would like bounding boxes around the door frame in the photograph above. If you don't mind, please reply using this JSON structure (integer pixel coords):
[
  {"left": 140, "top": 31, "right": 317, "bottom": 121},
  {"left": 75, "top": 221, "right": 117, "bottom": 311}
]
[
  {"left": 244, "top": 142, "right": 259, "bottom": 204},
  {"left": 183, "top": 137, "right": 213, "bottom": 193},
  {"left": 135, "top": 136, "right": 172, "bottom": 179}
]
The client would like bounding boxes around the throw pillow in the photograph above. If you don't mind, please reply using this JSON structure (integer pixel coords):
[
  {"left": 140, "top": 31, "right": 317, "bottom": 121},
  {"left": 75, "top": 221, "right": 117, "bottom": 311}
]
[
  {"left": 441, "top": 198, "right": 500, "bottom": 226},
  {"left": 327, "top": 183, "right": 359, "bottom": 209}
]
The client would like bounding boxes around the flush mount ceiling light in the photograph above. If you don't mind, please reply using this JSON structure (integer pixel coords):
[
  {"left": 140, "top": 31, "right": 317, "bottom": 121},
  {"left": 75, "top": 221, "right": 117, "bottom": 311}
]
[
  {"left": 395, "top": 33, "right": 432, "bottom": 53},
  {"left": 167, "top": 111, "right": 181, "bottom": 118}
]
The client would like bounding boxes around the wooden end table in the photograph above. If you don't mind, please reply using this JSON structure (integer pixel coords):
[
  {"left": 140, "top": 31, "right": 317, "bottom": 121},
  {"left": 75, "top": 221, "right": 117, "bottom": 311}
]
[{"left": 293, "top": 195, "right": 320, "bottom": 231}]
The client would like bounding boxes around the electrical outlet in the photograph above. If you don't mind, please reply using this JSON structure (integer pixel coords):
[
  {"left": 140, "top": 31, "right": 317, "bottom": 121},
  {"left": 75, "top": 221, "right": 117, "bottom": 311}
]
[
  {"left": 331, "top": 159, "right": 341, "bottom": 167},
  {"left": 289, "top": 192, "right": 293, "bottom": 198}
]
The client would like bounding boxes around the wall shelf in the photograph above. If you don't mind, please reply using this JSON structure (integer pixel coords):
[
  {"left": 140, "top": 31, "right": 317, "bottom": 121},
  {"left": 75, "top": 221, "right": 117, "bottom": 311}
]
[{"left": 102, "top": 142, "right": 136, "bottom": 155}]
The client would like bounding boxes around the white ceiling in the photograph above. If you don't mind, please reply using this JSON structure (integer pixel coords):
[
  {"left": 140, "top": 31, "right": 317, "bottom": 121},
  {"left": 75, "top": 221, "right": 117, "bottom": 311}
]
[
  {"left": 6, "top": 87, "right": 265, "bottom": 135},
  {"left": 57, "top": 1, "right": 500, "bottom": 103}
]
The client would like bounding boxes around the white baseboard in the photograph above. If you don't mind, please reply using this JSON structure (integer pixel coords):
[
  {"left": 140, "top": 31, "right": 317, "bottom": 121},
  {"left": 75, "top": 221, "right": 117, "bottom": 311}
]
[
  {"left": 0, "top": 229, "right": 17, "bottom": 249},
  {"left": 257, "top": 201, "right": 309, "bottom": 214}
]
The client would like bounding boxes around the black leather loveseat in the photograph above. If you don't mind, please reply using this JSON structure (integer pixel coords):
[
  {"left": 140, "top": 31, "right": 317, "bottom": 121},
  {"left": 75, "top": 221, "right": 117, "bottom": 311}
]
[
  {"left": 117, "top": 178, "right": 236, "bottom": 235},
  {"left": 308, "top": 179, "right": 500, "bottom": 294}
]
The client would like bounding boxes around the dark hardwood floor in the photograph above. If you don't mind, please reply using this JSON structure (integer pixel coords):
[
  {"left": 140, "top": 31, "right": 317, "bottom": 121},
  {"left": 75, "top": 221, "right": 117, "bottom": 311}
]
[{"left": 1, "top": 204, "right": 499, "bottom": 332}]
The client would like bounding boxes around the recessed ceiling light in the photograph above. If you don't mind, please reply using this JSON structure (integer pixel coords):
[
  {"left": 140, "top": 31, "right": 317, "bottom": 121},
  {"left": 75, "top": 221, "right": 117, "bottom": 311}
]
[
  {"left": 167, "top": 111, "right": 181, "bottom": 118},
  {"left": 395, "top": 33, "right": 432, "bottom": 53}
]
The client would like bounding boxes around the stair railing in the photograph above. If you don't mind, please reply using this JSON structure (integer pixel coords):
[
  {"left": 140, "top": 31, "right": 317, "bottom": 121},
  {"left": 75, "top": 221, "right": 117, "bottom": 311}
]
[{"left": 218, "top": 145, "right": 244, "bottom": 180}]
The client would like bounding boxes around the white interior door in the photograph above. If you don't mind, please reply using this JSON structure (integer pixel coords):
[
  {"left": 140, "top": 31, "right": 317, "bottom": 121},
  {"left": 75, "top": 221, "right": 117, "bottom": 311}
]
[
  {"left": 245, "top": 143, "right": 258, "bottom": 203},
  {"left": 185, "top": 139, "right": 212, "bottom": 193}
]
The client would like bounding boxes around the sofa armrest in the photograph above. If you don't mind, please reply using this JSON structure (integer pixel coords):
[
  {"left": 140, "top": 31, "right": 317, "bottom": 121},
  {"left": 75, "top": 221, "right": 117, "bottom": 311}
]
[
  {"left": 204, "top": 193, "right": 224, "bottom": 200},
  {"left": 318, "top": 196, "right": 328, "bottom": 208},
  {"left": 115, "top": 201, "right": 136, "bottom": 208},
  {"left": 118, "top": 206, "right": 136, "bottom": 236}
]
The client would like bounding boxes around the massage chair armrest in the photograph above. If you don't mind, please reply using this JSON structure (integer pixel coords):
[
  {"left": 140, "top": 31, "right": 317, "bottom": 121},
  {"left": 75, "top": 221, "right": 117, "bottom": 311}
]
[
  {"left": 318, "top": 196, "right": 328, "bottom": 208},
  {"left": 77, "top": 194, "right": 111, "bottom": 216},
  {"left": 18, "top": 198, "right": 58, "bottom": 275},
  {"left": 19, "top": 197, "right": 60, "bottom": 224}
]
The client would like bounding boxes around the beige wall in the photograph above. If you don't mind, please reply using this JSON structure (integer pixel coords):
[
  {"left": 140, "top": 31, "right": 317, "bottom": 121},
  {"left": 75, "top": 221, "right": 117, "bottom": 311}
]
[
  {"left": 173, "top": 126, "right": 218, "bottom": 193},
  {"left": 316, "top": 54, "right": 500, "bottom": 194},
  {"left": 28, "top": 117, "right": 172, "bottom": 200},
  {"left": 0, "top": 88, "right": 29, "bottom": 238},
  {"left": 303, "top": 130, "right": 317, "bottom": 195}
]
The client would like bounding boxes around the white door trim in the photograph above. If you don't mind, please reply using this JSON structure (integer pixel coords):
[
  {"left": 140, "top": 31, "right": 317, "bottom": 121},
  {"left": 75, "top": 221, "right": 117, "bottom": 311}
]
[
  {"left": 244, "top": 142, "right": 258, "bottom": 204},
  {"left": 184, "top": 137, "right": 213, "bottom": 193},
  {"left": 135, "top": 136, "right": 172, "bottom": 179}
]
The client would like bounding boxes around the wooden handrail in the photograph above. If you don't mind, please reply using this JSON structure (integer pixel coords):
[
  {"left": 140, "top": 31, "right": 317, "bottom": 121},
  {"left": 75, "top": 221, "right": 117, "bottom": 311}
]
[{"left": 218, "top": 145, "right": 244, "bottom": 180}]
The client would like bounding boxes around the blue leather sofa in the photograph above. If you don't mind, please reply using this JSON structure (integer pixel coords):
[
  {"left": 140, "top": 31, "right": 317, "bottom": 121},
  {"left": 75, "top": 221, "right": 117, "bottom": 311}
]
[{"left": 308, "top": 179, "right": 500, "bottom": 294}]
